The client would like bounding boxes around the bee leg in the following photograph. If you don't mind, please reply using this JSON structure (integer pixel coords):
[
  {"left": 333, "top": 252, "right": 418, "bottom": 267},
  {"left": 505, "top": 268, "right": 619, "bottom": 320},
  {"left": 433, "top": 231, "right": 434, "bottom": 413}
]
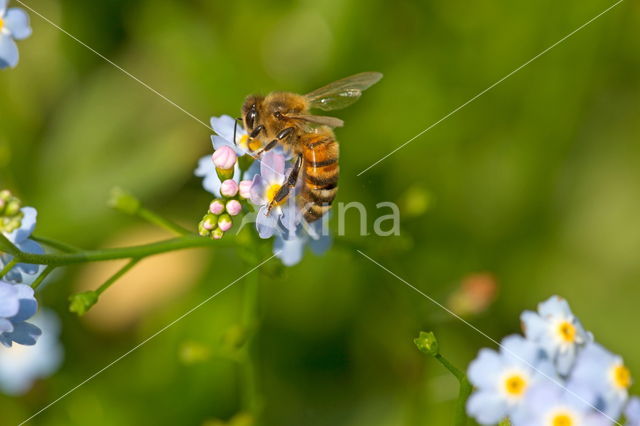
[
  {"left": 251, "top": 139, "right": 278, "bottom": 159},
  {"left": 267, "top": 154, "right": 303, "bottom": 215},
  {"left": 277, "top": 127, "right": 295, "bottom": 141}
]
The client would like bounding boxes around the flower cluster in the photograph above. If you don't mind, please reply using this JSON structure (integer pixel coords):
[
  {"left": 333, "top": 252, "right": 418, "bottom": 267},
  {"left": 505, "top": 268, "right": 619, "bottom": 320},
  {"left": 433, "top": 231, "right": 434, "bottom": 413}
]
[
  {"left": 0, "top": 0, "right": 31, "bottom": 69},
  {"left": 0, "top": 280, "right": 41, "bottom": 347},
  {"left": 0, "top": 308, "right": 63, "bottom": 395},
  {"left": 0, "top": 190, "right": 44, "bottom": 284},
  {"left": 466, "top": 295, "right": 637, "bottom": 425},
  {"left": 195, "top": 115, "right": 331, "bottom": 266}
]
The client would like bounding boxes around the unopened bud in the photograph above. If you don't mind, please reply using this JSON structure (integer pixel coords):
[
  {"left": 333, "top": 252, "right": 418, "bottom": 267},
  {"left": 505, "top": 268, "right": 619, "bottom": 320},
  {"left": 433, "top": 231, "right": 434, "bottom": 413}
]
[
  {"left": 220, "top": 180, "right": 238, "bottom": 198},
  {"left": 212, "top": 146, "right": 237, "bottom": 170},
  {"left": 202, "top": 213, "right": 218, "bottom": 230},
  {"left": 218, "top": 214, "right": 233, "bottom": 232},
  {"left": 209, "top": 199, "right": 225, "bottom": 215},
  {"left": 414, "top": 331, "right": 439, "bottom": 357},
  {"left": 225, "top": 200, "right": 242, "bottom": 216},
  {"left": 238, "top": 180, "right": 253, "bottom": 199},
  {"left": 211, "top": 228, "right": 224, "bottom": 240},
  {"left": 69, "top": 291, "right": 99, "bottom": 316}
]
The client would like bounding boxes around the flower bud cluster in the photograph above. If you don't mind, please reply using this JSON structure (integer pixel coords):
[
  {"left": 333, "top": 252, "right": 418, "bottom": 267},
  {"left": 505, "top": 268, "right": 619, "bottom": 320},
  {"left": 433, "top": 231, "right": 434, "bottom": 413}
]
[
  {"left": 0, "top": 190, "right": 25, "bottom": 233},
  {"left": 198, "top": 146, "right": 252, "bottom": 240}
]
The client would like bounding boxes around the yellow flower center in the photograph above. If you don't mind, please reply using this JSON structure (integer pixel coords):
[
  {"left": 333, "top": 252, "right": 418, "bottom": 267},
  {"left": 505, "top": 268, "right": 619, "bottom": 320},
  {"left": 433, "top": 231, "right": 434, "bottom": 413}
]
[
  {"left": 556, "top": 321, "right": 577, "bottom": 343},
  {"left": 550, "top": 412, "right": 575, "bottom": 426},
  {"left": 502, "top": 373, "right": 528, "bottom": 398},
  {"left": 238, "top": 134, "right": 262, "bottom": 152},
  {"left": 0, "top": 17, "right": 4, "bottom": 30},
  {"left": 266, "top": 184, "right": 285, "bottom": 205},
  {"left": 611, "top": 363, "right": 632, "bottom": 390}
]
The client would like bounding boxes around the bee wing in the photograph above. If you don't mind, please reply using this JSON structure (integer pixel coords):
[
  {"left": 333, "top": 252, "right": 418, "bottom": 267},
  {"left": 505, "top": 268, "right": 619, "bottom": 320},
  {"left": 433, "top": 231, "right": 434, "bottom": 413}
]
[
  {"left": 288, "top": 114, "right": 345, "bottom": 128},
  {"left": 304, "top": 72, "right": 383, "bottom": 111}
]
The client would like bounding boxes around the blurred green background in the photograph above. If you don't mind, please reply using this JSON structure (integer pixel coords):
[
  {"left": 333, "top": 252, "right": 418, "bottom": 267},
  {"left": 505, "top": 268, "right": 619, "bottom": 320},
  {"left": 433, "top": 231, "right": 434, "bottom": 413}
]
[{"left": 1, "top": 0, "right": 639, "bottom": 424}]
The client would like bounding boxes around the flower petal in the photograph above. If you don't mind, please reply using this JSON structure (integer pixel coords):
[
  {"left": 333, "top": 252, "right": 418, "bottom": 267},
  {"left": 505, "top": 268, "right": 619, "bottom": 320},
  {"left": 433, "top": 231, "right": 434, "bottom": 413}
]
[
  {"left": 466, "top": 390, "right": 508, "bottom": 425},
  {"left": 5, "top": 8, "right": 32, "bottom": 40},
  {"left": 0, "top": 32, "right": 18, "bottom": 68},
  {"left": 211, "top": 135, "right": 234, "bottom": 151},
  {"left": 538, "top": 295, "right": 572, "bottom": 318},
  {"left": 15, "top": 239, "right": 44, "bottom": 275},
  {"left": 6, "top": 207, "right": 38, "bottom": 244},
  {"left": 274, "top": 235, "right": 305, "bottom": 266},
  {"left": 256, "top": 206, "right": 278, "bottom": 239},
  {"left": 468, "top": 348, "right": 502, "bottom": 389},
  {"left": 0, "top": 0, "right": 7, "bottom": 16},
  {"left": 3, "top": 321, "right": 41, "bottom": 346},
  {"left": 260, "top": 152, "right": 285, "bottom": 183},
  {"left": 249, "top": 175, "right": 266, "bottom": 205},
  {"left": 210, "top": 115, "right": 241, "bottom": 142},
  {"left": 0, "top": 283, "right": 19, "bottom": 317}
]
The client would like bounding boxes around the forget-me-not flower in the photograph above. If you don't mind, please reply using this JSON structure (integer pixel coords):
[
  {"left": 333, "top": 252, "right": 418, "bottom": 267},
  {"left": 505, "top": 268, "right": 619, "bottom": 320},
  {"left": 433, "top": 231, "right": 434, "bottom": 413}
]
[
  {"left": 1, "top": 207, "right": 44, "bottom": 283},
  {"left": 0, "top": 280, "right": 41, "bottom": 347},
  {"left": 568, "top": 342, "right": 632, "bottom": 420},
  {"left": 516, "top": 382, "right": 611, "bottom": 426},
  {"left": 625, "top": 397, "right": 640, "bottom": 426},
  {"left": 521, "top": 296, "right": 591, "bottom": 376},
  {"left": 0, "top": 0, "right": 32, "bottom": 69},
  {"left": 249, "top": 151, "right": 294, "bottom": 238},
  {"left": 466, "top": 335, "right": 559, "bottom": 425},
  {"left": 0, "top": 309, "right": 63, "bottom": 395},
  {"left": 274, "top": 218, "right": 332, "bottom": 266}
]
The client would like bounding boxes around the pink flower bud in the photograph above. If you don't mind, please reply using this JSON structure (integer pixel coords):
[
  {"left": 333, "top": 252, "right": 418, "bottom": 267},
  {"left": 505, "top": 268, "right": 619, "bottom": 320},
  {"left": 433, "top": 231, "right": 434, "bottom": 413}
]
[
  {"left": 218, "top": 214, "right": 233, "bottom": 232},
  {"left": 220, "top": 179, "right": 238, "bottom": 198},
  {"left": 239, "top": 180, "right": 253, "bottom": 199},
  {"left": 209, "top": 199, "right": 225, "bottom": 215},
  {"left": 211, "top": 228, "right": 224, "bottom": 240},
  {"left": 212, "top": 146, "right": 237, "bottom": 170},
  {"left": 226, "top": 200, "right": 242, "bottom": 216}
]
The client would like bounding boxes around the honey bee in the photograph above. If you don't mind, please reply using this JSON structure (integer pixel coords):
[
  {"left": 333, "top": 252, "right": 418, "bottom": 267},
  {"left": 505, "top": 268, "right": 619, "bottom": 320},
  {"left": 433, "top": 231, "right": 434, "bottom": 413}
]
[{"left": 239, "top": 72, "right": 383, "bottom": 222}]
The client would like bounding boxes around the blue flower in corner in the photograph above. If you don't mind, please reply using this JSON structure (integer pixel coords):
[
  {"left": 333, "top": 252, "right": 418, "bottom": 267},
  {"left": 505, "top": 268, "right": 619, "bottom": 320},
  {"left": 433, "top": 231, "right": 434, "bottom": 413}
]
[
  {"left": 520, "top": 295, "right": 591, "bottom": 376},
  {"left": 0, "top": 308, "right": 63, "bottom": 395},
  {"left": 625, "top": 397, "right": 640, "bottom": 426},
  {"left": 0, "top": 281, "right": 41, "bottom": 347},
  {"left": 0, "top": 0, "right": 32, "bottom": 69},
  {"left": 466, "top": 334, "right": 558, "bottom": 425},
  {"left": 568, "top": 342, "right": 632, "bottom": 420},
  {"left": 1, "top": 207, "right": 44, "bottom": 284}
]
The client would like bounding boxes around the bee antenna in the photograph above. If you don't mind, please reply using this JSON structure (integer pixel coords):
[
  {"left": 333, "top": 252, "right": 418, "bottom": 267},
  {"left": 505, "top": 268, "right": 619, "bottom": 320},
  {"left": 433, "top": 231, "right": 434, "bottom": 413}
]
[{"left": 233, "top": 120, "right": 238, "bottom": 147}]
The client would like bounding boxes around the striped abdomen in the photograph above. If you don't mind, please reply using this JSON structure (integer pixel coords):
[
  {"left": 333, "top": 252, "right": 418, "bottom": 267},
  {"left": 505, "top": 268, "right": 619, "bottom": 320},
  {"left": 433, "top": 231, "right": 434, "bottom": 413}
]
[{"left": 299, "top": 130, "right": 339, "bottom": 222}]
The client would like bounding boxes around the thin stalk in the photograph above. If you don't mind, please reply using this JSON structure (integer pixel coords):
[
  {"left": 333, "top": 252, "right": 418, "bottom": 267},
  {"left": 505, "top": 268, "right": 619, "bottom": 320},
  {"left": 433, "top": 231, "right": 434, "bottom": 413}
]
[
  {"left": 434, "top": 353, "right": 473, "bottom": 426},
  {"left": 241, "top": 266, "right": 261, "bottom": 419},
  {"left": 0, "top": 258, "right": 19, "bottom": 279},
  {"left": 5, "top": 234, "right": 234, "bottom": 266},
  {"left": 31, "top": 235, "right": 81, "bottom": 253},
  {"left": 31, "top": 265, "right": 56, "bottom": 290},
  {"left": 96, "top": 259, "right": 139, "bottom": 295}
]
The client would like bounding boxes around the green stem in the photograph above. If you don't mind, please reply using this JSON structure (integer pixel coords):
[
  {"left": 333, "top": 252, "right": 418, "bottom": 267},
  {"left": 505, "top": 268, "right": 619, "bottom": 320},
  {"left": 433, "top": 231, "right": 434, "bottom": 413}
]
[
  {"left": 434, "top": 353, "right": 472, "bottom": 426},
  {"left": 5, "top": 234, "right": 233, "bottom": 266},
  {"left": 31, "top": 265, "right": 56, "bottom": 290},
  {"left": 96, "top": 259, "right": 140, "bottom": 295},
  {"left": 0, "top": 258, "right": 19, "bottom": 279},
  {"left": 31, "top": 235, "right": 81, "bottom": 253},
  {"left": 242, "top": 267, "right": 261, "bottom": 419},
  {"left": 0, "top": 233, "right": 19, "bottom": 256},
  {"left": 135, "top": 206, "right": 191, "bottom": 236}
]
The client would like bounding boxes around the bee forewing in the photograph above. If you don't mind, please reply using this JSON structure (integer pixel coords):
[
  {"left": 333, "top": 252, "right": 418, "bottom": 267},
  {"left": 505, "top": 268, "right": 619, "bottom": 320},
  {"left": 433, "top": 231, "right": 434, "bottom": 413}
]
[
  {"left": 290, "top": 114, "right": 345, "bottom": 128},
  {"left": 304, "top": 72, "right": 383, "bottom": 111}
]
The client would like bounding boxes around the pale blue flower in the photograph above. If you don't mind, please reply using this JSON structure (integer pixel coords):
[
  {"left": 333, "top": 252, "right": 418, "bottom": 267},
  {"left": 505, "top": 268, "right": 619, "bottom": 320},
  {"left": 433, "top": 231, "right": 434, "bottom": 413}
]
[
  {"left": 521, "top": 295, "right": 591, "bottom": 375},
  {"left": 273, "top": 219, "right": 332, "bottom": 266},
  {"left": 249, "top": 151, "right": 292, "bottom": 238},
  {"left": 515, "top": 382, "right": 612, "bottom": 426},
  {"left": 0, "top": 309, "right": 63, "bottom": 395},
  {"left": 625, "top": 397, "right": 640, "bottom": 426},
  {"left": 0, "top": 281, "right": 41, "bottom": 347},
  {"left": 0, "top": 0, "right": 32, "bottom": 69},
  {"left": 568, "top": 343, "right": 631, "bottom": 420},
  {"left": 466, "top": 335, "right": 558, "bottom": 425},
  {"left": 1, "top": 207, "right": 44, "bottom": 283}
]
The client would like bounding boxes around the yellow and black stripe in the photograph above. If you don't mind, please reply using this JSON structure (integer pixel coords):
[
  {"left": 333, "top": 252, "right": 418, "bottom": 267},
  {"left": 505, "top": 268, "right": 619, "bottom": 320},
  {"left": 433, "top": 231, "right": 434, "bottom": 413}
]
[{"left": 300, "top": 130, "right": 340, "bottom": 222}]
